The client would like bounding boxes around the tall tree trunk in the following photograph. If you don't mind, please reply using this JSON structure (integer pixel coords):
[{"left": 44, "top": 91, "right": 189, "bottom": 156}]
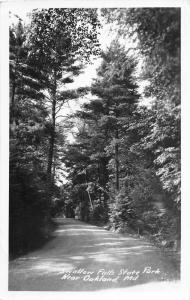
[
  {"left": 47, "top": 97, "right": 56, "bottom": 180},
  {"left": 10, "top": 81, "right": 16, "bottom": 125},
  {"left": 115, "top": 128, "right": 119, "bottom": 191},
  {"left": 53, "top": 155, "right": 56, "bottom": 181},
  {"left": 47, "top": 72, "right": 57, "bottom": 195},
  {"left": 10, "top": 55, "right": 20, "bottom": 125}
]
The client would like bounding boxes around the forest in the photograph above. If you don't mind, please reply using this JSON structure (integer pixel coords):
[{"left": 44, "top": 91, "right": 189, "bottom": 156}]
[{"left": 9, "top": 8, "right": 180, "bottom": 257}]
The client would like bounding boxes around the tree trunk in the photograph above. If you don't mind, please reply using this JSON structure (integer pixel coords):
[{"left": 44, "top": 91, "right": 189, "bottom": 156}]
[
  {"left": 115, "top": 128, "right": 119, "bottom": 191},
  {"left": 10, "top": 81, "right": 16, "bottom": 124},
  {"left": 47, "top": 73, "right": 57, "bottom": 194},
  {"left": 47, "top": 98, "right": 56, "bottom": 180}
]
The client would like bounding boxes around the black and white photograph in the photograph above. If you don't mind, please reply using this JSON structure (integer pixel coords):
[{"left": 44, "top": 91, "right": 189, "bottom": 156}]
[{"left": 0, "top": 0, "right": 189, "bottom": 298}]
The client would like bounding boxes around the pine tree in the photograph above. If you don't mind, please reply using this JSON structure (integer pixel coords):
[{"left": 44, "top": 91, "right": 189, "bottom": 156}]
[
  {"left": 28, "top": 8, "right": 101, "bottom": 195},
  {"left": 101, "top": 8, "right": 181, "bottom": 244},
  {"left": 63, "top": 42, "right": 139, "bottom": 222},
  {"left": 101, "top": 7, "right": 181, "bottom": 209},
  {"left": 90, "top": 41, "right": 139, "bottom": 195},
  {"left": 9, "top": 20, "right": 51, "bottom": 254}
]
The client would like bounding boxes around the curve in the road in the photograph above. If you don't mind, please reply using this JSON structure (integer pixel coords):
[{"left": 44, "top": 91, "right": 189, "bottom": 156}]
[{"left": 9, "top": 218, "right": 180, "bottom": 291}]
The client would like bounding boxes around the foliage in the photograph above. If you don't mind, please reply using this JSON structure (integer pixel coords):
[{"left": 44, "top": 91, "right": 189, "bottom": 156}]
[
  {"left": 63, "top": 42, "right": 139, "bottom": 223},
  {"left": 9, "top": 20, "right": 51, "bottom": 255},
  {"left": 9, "top": 8, "right": 181, "bottom": 255},
  {"left": 64, "top": 9, "right": 181, "bottom": 250},
  {"left": 9, "top": 9, "right": 101, "bottom": 255},
  {"left": 101, "top": 8, "right": 181, "bottom": 209},
  {"left": 28, "top": 8, "right": 101, "bottom": 189}
]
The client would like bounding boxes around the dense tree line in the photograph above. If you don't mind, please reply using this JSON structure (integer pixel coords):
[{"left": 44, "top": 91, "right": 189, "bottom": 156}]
[
  {"left": 9, "top": 8, "right": 180, "bottom": 256},
  {"left": 63, "top": 8, "right": 181, "bottom": 249},
  {"left": 9, "top": 8, "right": 100, "bottom": 255}
]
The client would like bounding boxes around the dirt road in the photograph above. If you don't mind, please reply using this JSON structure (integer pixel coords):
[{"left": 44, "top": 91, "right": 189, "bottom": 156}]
[{"left": 9, "top": 218, "right": 180, "bottom": 291}]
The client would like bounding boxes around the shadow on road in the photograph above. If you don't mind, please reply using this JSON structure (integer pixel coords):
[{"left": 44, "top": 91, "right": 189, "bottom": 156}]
[{"left": 9, "top": 218, "right": 180, "bottom": 291}]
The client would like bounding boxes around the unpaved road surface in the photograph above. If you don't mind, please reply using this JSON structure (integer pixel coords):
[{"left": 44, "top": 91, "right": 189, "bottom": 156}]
[{"left": 9, "top": 218, "right": 180, "bottom": 291}]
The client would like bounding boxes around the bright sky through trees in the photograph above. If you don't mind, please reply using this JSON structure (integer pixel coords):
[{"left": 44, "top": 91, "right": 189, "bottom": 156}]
[
  {"left": 9, "top": 7, "right": 147, "bottom": 95},
  {"left": 9, "top": 6, "right": 153, "bottom": 185}
]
